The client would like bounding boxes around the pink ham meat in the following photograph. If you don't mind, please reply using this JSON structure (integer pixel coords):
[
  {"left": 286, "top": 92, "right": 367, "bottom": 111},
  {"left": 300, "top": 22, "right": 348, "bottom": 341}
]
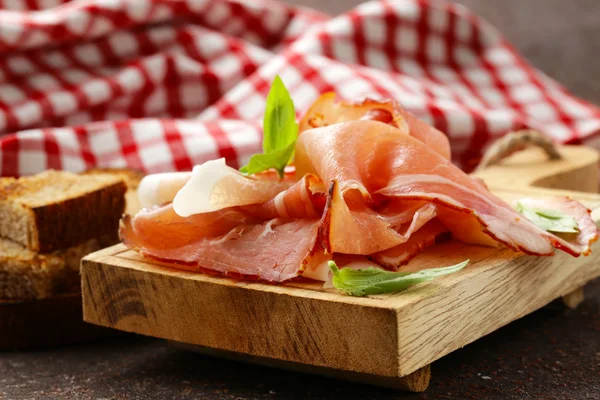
[
  {"left": 122, "top": 211, "right": 321, "bottom": 281},
  {"left": 120, "top": 176, "right": 328, "bottom": 281},
  {"left": 122, "top": 101, "right": 597, "bottom": 283},
  {"left": 298, "top": 93, "right": 451, "bottom": 160},
  {"left": 243, "top": 174, "right": 326, "bottom": 219},
  {"left": 515, "top": 197, "right": 598, "bottom": 256},
  {"left": 295, "top": 120, "right": 598, "bottom": 257},
  {"left": 371, "top": 220, "right": 449, "bottom": 268}
]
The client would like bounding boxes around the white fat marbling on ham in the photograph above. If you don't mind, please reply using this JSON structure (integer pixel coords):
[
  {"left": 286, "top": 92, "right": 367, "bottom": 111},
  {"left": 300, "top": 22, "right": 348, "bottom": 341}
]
[{"left": 173, "top": 158, "right": 292, "bottom": 217}]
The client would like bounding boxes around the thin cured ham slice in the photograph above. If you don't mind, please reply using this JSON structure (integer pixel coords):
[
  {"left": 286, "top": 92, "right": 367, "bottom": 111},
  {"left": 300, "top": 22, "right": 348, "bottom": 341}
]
[
  {"left": 515, "top": 197, "right": 598, "bottom": 256},
  {"left": 127, "top": 175, "right": 324, "bottom": 252},
  {"left": 120, "top": 172, "right": 330, "bottom": 282},
  {"left": 243, "top": 174, "right": 326, "bottom": 219},
  {"left": 122, "top": 214, "right": 322, "bottom": 281},
  {"left": 319, "top": 181, "right": 402, "bottom": 254},
  {"left": 296, "top": 120, "right": 598, "bottom": 256},
  {"left": 137, "top": 159, "right": 296, "bottom": 211},
  {"left": 120, "top": 204, "right": 263, "bottom": 250},
  {"left": 122, "top": 98, "right": 597, "bottom": 285},
  {"left": 298, "top": 93, "right": 451, "bottom": 160},
  {"left": 371, "top": 220, "right": 449, "bottom": 268},
  {"left": 319, "top": 182, "right": 442, "bottom": 254}
]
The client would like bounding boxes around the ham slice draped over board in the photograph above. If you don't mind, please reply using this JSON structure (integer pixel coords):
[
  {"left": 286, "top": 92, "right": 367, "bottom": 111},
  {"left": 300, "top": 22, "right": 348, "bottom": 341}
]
[{"left": 121, "top": 95, "right": 599, "bottom": 282}]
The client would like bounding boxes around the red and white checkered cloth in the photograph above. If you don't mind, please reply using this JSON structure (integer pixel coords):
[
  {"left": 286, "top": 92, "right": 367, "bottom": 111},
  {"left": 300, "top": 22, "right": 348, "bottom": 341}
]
[{"left": 1, "top": 0, "right": 599, "bottom": 176}]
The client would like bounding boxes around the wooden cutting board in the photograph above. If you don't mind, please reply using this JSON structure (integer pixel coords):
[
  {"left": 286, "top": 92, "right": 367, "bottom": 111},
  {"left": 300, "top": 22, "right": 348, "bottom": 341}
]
[{"left": 81, "top": 145, "right": 600, "bottom": 392}]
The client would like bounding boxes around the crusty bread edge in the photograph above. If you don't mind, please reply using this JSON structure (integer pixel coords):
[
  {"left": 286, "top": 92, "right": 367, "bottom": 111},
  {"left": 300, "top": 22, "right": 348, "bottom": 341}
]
[
  {"left": 0, "top": 254, "right": 66, "bottom": 300},
  {"left": 0, "top": 234, "right": 118, "bottom": 301},
  {"left": 32, "top": 180, "right": 126, "bottom": 252}
]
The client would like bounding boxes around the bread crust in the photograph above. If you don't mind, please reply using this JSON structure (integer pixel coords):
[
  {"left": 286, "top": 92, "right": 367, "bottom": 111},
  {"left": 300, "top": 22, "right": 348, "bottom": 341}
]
[
  {"left": 0, "top": 171, "right": 127, "bottom": 252},
  {"left": 32, "top": 180, "right": 126, "bottom": 252},
  {"left": 0, "top": 235, "right": 117, "bottom": 300}
]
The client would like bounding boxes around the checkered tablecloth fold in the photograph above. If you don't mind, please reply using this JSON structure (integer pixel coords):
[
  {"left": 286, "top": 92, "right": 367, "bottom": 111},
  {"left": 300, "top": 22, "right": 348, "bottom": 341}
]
[{"left": 1, "top": 0, "right": 599, "bottom": 176}]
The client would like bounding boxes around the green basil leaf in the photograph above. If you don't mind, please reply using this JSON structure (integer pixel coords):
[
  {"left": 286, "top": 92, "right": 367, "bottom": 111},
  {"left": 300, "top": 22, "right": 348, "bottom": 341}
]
[
  {"left": 262, "top": 75, "right": 298, "bottom": 154},
  {"left": 329, "top": 260, "right": 469, "bottom": 297},
  {"left": 240, "top": 75, "right": 297, "bottom": 178},
  {"left": 240, "top": 140, "right": 296, "bottom": 178},
  {"left": 516, "top": 201, "right": 579, "bottom": 233}
]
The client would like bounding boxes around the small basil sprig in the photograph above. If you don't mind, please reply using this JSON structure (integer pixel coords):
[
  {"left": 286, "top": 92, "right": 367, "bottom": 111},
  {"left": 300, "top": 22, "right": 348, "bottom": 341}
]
[
  {"left": 240, "top": 75, "right": 298, "bottom": 178},
  {"left": 516, "top": 201, "right": 579, "bottom": 233},
  {"left": 329, "top": 260, "right": 469, "bottom": 297}
]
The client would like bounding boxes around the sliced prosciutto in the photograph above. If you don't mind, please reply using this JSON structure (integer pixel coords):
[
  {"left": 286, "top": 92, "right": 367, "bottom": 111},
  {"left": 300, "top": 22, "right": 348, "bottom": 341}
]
[
  {"left": 515, "top": 197, "right": 598, "bottom": 256},
  {"left": 295, "top": 120, "right": 598, "bottom": 257},
  {"left": 122, "top": 210, "right": 322, "bottom": 281},
  {"left": 121, "top": 95, "right": 598, "bottom": 285},
  {"left": 318, "top": 181, "right": 444, "bottom": 255},
  {"left": 137, "top": 158, "right": 296, "bottom": 211},
  {"left": 121, "top": 170, "right": 330, "bottom": 281},
  {"left": 298, "top": 93, "right": 451, "bottom": 160},
  {"left": 371, "top": 220, "right": 449, "bottom": 268}
]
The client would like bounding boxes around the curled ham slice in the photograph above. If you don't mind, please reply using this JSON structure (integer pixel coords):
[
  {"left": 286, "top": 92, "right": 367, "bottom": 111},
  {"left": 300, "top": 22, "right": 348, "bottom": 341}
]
[
  {"left": 296, "top": 120, "right": 598, "bottom": 257},
  {"left": 298, "top": 93, "right": 451, "bottom": 160},
  {"left": 318, "top": 182, "right": 442, "bottom": 255},
  {"left": 137, "top": 159, "right": 296, "bottom": 210},
  {"left": 122, "top": 213, "right": 322, "bottom": 281},
  {"left": 120, "top": 204, "right": 262, "bottom": 250},
  {"left": 122, "top": 101, "right": 597, "bottom": 284},
  {"left": 244, "top": 174, "right": 326, "bottom": 219},
  {"left": 515, "top": 197, "right": 598, "bottom": 256},
  {"left": 371, "top": 220, "right": 449, "bottom": 268},
  {"left": 121, "top": 171, "right": 330, "bottom": 281}
]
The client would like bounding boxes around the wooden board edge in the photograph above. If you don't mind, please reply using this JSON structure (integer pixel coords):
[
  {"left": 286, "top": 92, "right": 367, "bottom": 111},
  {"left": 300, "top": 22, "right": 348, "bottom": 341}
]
[
  {"left": 393, "top": 246, "right": 600, "bottom": 376},
  {"left": 81, "top": 256, "right": 403, "bottom": 378},
  {"left": 83, "top": 244, "right": 399, "bottom": 309}
]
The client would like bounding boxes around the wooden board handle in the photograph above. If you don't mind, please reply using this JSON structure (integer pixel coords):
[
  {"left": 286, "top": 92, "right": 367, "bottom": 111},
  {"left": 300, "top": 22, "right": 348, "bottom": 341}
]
[{"left": 473, "top": 145, "right": 598, "bottom": 193}]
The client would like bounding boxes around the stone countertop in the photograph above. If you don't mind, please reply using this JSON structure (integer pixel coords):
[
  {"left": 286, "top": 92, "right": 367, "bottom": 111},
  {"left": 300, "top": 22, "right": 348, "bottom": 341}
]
[{"left": 1, "top": 1, "right": 599, "bottom": 399}]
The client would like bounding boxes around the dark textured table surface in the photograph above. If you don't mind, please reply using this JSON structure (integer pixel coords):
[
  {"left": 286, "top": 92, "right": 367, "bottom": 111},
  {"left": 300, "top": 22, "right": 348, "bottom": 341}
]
[{"left": 2, "top": 1, "right": 600, "bottom": 399}]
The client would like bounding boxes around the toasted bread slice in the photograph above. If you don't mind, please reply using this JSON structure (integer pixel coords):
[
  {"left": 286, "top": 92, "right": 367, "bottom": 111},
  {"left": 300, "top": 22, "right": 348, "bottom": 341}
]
[
  {"left": 0, "top": 170, "right": 126, "bottom": 252},
  {"left": 0, "top": 235, "right": 116, "bottom": 300},
  {"left": 83, "top": 167, "right": 144, "bottom": 189},
  {"left": 83, "top": 168, "right": 144, "bottom": 215}
]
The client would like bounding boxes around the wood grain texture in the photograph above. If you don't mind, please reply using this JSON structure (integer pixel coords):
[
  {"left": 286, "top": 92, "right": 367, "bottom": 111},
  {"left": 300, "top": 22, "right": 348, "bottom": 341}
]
[{"left": 81, "top": 145, "right": 600, "bottom": 392}]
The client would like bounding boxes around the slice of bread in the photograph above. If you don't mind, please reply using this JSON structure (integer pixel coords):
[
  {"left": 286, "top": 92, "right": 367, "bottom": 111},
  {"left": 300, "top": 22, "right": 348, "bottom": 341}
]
[
  {"left": 0, "top": 170, "right": 127, "bottom": 252},
  {"left": 83, "top": 168, "right": 144, "bottom": 215},
  {"left": 83, "top": 167, "right": 144, "bottom": 189},
  {"left": 0, "top": 235, "right": 116, "bottom": 300}
]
